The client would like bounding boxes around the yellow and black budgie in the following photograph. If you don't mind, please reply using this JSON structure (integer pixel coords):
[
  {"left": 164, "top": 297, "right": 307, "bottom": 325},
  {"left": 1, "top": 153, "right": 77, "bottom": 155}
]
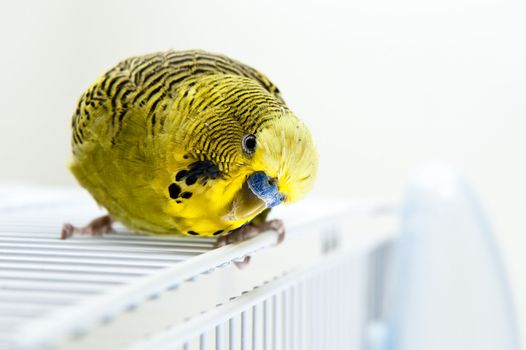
[{"left": 63, "top": 50, "right": 318, "bottom": 246}]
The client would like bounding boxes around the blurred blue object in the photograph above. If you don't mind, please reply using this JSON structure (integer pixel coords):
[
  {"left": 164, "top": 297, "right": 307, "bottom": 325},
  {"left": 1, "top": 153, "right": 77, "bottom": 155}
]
[{"left": 369, "top": 163, "right": 520, "bottom": 350}]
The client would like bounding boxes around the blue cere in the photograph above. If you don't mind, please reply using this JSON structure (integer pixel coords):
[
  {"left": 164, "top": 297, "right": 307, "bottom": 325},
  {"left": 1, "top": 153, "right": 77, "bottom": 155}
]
[{"left": 247, "top": 172, "right": 285, "bottom": 208}]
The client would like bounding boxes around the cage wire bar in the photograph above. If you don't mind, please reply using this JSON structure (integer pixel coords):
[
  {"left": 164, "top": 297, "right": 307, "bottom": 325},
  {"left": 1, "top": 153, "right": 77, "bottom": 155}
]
[
  {"left": 131, "top": 250, "right": 370, "bottom": 350},
  {"left": 0, "top": 186, "right": 396, "bottom": 350}
]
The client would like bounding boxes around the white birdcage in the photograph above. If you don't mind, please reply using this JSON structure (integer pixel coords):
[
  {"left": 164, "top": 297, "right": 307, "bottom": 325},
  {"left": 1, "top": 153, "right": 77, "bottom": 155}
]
[
  {"left": 0, "top": 186, "right": 395, "bottom": 350},
  {"left": 2, "top": 164, "right": 520, "bottom": 350}
]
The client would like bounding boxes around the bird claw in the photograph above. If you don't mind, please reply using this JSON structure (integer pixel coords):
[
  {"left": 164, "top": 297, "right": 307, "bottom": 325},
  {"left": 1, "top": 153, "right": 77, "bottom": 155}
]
[
  {"left": 215, "top": 219, "right": 285, "bottom": 269},
  {"left": 60, "top": 215, "right": 114, "bottom": 239},
  {"left": 215, "top": 219, "right": 285, "bottom": 247},
  {"left": 233, "top": 256, "right": 251, "bottom": 269}
]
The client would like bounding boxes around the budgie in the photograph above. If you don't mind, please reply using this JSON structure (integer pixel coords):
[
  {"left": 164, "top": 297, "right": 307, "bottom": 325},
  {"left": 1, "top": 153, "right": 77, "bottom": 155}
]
[{"left": 63, "top": 50, "right": 318, "bottom": 256}]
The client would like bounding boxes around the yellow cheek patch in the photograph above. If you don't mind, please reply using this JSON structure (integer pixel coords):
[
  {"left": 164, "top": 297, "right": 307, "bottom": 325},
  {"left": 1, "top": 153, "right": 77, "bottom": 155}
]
[
  {"left": 161, "top": 163, "right": 258, "bottom": 235},
  {"left": 249, "top": 116, "right": 318, "bottom": 204}
]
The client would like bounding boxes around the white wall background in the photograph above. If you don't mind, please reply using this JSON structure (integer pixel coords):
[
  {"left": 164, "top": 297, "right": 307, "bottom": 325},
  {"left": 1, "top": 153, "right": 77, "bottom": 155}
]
[{"left": 0, "top": 0, "right": 524, "bottom": 343}]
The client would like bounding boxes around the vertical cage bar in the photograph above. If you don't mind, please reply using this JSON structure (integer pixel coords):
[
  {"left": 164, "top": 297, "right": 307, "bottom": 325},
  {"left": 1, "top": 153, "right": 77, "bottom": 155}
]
[
  {"left": 229, "top": 317, "right": 237, "bottom": 350},
  {"left": 252, "top": 304, "right": 259, "bottom": 350},
  {"left": 343, "top": 257, "right": 352, "bottom": 349},
  {"left": 200, "top": 332, "right": 208, "bottom": 350},
  {"left": 313, "top": 273, "right": 319, "bottom": 350},
  {"left": 335, "top": 265, "right": 345, "bottom": 349},
  {"left": 328, "top": 266, "right": 334, "bottom": 350},
  {"left": 297, "top": 281, "right": 304, "bottom": 350},
  {"left": 292, "top": 284, "right": 298, "bottom": 350},
  {"left": 331, "top": 266, "right": 336, "bottom": 349},
  {"left": 321, "top": 270, "right": 327, "bottom": 350},
  {"left": 304, "top": 277, "right": 310, "bottom": 350},
  {"left": 281, "top": 289, "right": 288, "bottom": 350},
  {"left": 310, "top": 275, "right": 317, "bottom": 350},
  {"left": 216, "top": 323, "right": 224, "bottom": 350},
  {"left": 328, "top": 268, "right": 332, "bottom": 350},
  {"left": 263, "top": 299, "right": 270, "bottom": 350},
  {"left": 272, "top": 294, "right": 277, "bottom": 350},
  {"left": 322, "top": 269, "right": 328, "bottom": 350},
  {"left": 289, "top": 286, "right": 295, "bottom": 350},
  {"left": 317, "top": 272, "right": 323, "bottom": 350},
  {"left": 312, "top": 274, "right": 318, "bottom": 350},
  {"left": 241, "top": 310, "right": 248, "bottom": 350},
  {"left": 341, "top": 262, "right": 348, "bottom": 350}
]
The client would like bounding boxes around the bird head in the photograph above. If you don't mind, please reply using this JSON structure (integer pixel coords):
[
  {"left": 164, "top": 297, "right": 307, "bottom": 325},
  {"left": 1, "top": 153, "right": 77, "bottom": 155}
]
[
  {"left": 228, "top": 109, "right": 318, "bottom": 222},
  {"left": 173, "top": 74, "right": 318, "bottom": 227}
]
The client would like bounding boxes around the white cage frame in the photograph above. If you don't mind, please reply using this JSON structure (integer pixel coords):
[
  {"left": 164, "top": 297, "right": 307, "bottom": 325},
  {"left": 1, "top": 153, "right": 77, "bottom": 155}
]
[{"left": 0, "top": 187, "right": 396, "bottom": 350}]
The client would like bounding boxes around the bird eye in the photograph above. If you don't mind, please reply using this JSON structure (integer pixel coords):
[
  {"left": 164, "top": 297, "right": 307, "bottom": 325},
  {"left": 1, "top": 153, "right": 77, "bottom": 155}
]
[{"left": 242, "top": 134, "right": 257, "bottom": 155}]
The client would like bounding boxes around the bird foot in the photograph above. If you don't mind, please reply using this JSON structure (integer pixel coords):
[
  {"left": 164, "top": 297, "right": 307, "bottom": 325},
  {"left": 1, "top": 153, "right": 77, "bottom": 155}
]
[
  {"left": 215, "top": 219, "right": 285, "bottom": 269},
  {"left": 61, "top": 215, "right": 114, "bottom": 239}
]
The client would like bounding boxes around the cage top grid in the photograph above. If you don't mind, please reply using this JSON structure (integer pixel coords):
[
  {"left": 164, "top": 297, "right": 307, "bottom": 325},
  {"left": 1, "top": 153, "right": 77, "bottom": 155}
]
[{"left": 1, "top": 186, "right": 376, "bottom": 350}]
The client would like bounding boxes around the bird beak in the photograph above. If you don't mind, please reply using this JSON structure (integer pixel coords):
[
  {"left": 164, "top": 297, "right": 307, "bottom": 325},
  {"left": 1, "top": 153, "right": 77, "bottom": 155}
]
[
  {"left": 224, "top": 180, "right": 267, "bottom": 222},
  {"left": 223, "top": 172, "right": 284, "bottom": 222},
  {"left": 246, "top": 172, "right": 284, "bottom": 208}
]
